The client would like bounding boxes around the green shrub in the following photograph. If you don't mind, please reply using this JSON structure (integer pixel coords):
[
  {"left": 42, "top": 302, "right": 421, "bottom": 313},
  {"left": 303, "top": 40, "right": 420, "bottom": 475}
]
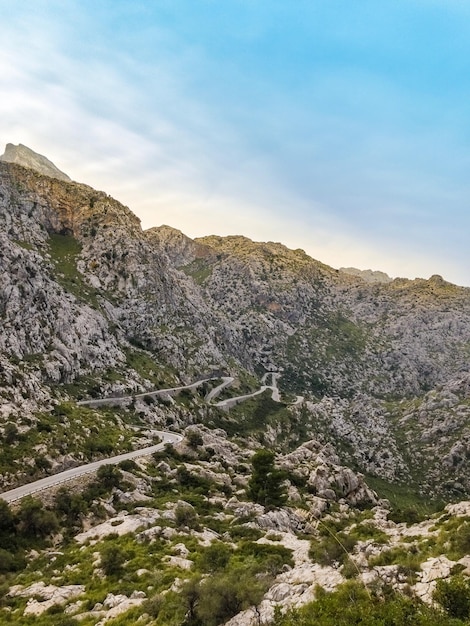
[
  {"left": 273, "top": 580, "right": 464, "bottom": 625},
  {"left": 237, "top": 541, "right": 294, "bottom": 574},
  {"left": 16, "top": 497, "right": 59, "bottom": 539},
  {"left": 228, "top": 525, "right": 264, "bottom": 541},
  {"left": 186, "top": 430, "right": 204, "bottom": 449},
  {"left": 4, "top": 423, "right": 19, "bottom": 444},
  {"left": 175, "top": 503, "right": 199, "bottom": 529},
  {"left": 176, "top": 466, "right": 211, "bottom": 491},
  {"left": 309, "top": 531, "right": 356, "bottom": 566},
  {"left": 85, "top": 438, "right": 113, "bottom": 456},
  {"left": 118, "top": 459, "right": 139, "bottom": 472},
  {"left": 0, "top": 547, "right": 25, "bottom": 573},
  {"left": 349, "top": 522, "right": 388, "bottom": 544},
  {"left": 100, "top": 543, "right": 127, "bottom": 577},
  {"left": 369, "top": 544, "right": 422, "bottom": 576},
  {"left": 448, "top": 521, "right": 470, "bottom": 560},
  {"left": 35, "top": 455, "right": 52, "bottom": 471},
  {"left": 142, "top": 593, "right": 164, "bottom": 618},
  {"left": 388, "top": 507, "right": 427, "bottom": 525},
  {"left": 191, "top": 566, "right": 268, "bottom": 626},
  {"left": 54, "top": 488, "right": 88, "bottom": 528},
  {"left": 198, "top": 541, "right": 232, "bottom": 572},
  {"left": 96, "top": 464, "right": 123, "bottom": 490},
  {"left": 434, "top": 575, "right": 470, "bottom": 619}
]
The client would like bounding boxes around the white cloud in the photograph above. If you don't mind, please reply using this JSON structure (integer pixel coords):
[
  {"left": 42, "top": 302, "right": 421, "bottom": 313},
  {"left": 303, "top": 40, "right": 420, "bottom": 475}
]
[{"left": 0, "top": 3, "right": 469, "bottom": 287}]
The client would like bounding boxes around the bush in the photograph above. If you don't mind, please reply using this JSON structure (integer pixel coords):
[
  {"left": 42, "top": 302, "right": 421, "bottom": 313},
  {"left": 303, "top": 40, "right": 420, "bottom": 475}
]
[
  {"left": 369, "top": 544, "right": 422, "bottom": 575},
  {"left": 3, "top": 423, "right": 19, "bottom": 444},
  {"left": 35, "top": 455, "right": 52, "bottom": 471},
  {"left": 101, "top": 544, "right": 126, "bottom": 577},
  {"left": 198, "top": 541, "right": 232, "bottom": 572},
  {"left": 449, "top": 521, "right": 470, "bottom": 559},
  {"left": 238, "top": 541, "right": 294, "bottom": 574},
  {"left": 273, "top": 580, "right": 462, "bottom": 626},
  {"left": 0, "top": 548, "right": 25, "bottom": 573},
  {"left": 54, "top": 488, "right": 87, "bottom": 528},
  {"left": 388, "top": 507, "right": 427, "bottom": 525},
  {"left": 118, "top": 459, "right": 139, "bottom": 472},
  {"left": 309, "top": 531, "right": 356, "bottom": 567},
  {"left": 85, "top": 438, "right": 113, "bottom": 456},
  {"left": 196, "top": 566, "right": 267, "bottom": 626},
  {"left": 16, "top": 497, "right": 59, "bottom": 539},
  {"left": 142, "top": 593, "right": 164, "bottom": 618},
  {"left": 0, "top": 500, "right": 15, "bottom": 539},
  {"left": 434, "top": 575, "right": 470, "bottom": 619},
  {"left": 96, "top": 464, "right": 123, "bottom": 490},
  {"left": 186, "top": 430, "right": 204, "bottom": 449},
  {"left": 176, "top": 465, "right": 210, "bottom": 490},
  {"left": 175, "top": 503, "right": 199, "bottom": 529}
]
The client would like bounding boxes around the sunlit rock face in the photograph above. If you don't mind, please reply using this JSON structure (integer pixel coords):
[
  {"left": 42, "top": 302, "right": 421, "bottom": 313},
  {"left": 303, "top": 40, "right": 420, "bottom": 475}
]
[
  {"left": 1, "top": 146, "right": 470, "bottom": 498},
  {"left": 0, "top": 143, "right": 71, "bottom": 182}
]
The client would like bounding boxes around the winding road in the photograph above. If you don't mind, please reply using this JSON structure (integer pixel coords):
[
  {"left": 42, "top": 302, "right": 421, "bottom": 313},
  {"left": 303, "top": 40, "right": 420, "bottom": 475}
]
[
  {"left": 77, "top": 377, "right": 219, "bottom": 408},
  {"left": 0, "top": 370, "right": 300, "bottom": 504},
  {"left": 212, "top": 372, "right": 281, "bottom": 408},
  {"left": 0, "top": 431, "right": 183, "bottom": 504}
]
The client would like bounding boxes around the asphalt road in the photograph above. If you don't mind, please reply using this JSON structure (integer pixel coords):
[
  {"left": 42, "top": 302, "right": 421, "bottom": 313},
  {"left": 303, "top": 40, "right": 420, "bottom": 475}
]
[
  {"left": 0, "top": 372, "right": 291, "bottom": 503},
  {"left": 0, "top": 431, "right": 182, "bottom": 503},
  {"left": 77, "top": 378, "right": 216, "bottom": 408}
]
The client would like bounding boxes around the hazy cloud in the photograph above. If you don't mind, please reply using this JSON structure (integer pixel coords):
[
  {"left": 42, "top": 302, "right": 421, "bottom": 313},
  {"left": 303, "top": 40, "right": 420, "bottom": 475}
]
[{"left": 1, "top": 1, "right": 469, "bottom": 285}]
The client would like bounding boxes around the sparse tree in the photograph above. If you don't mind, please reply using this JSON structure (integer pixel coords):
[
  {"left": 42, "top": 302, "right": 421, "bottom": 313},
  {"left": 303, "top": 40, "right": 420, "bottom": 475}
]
[
  {"left": 16, "top": 497, "right": 59, "bottom": 539},
  {"left": 247, "top": 449, "right": 287, "bottom": 509},
  {"left": 186, "top": 430, "right": 204, "bottom": 449},
  {"left": 100, "top": 543, "right": 126, "bottom": 577},
  {"left": 434, "top": 575, "right": 470, "bottom": 619},
  {"left": 96, "top": 464, "right": 122, "bottom": 490}
]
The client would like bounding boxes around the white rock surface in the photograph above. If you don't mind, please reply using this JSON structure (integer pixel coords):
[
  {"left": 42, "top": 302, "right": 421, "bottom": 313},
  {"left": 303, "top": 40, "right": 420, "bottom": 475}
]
[{"left": 8, "top": 582, "right": 85, "bottom": 616}]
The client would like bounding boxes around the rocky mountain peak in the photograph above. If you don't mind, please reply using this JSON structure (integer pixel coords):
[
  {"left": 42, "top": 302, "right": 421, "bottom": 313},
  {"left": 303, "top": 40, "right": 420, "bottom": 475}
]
[
  {"left": 339, "top": 266, "right": 392, "bottom": 283},
  {"left": 145, "top": 225, "right": 214, "bottom": 267},
  {"left": 2, "top": 151, "right": 470, "bottom": 625},
  {"left": 0, "top": 143, "right": 71, "bottom": 182}
]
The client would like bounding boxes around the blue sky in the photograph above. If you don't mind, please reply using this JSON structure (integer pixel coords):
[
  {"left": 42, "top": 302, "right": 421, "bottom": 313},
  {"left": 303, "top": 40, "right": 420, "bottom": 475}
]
[{"left": 1, "top": 1, "right": 470, "bottom": 285}]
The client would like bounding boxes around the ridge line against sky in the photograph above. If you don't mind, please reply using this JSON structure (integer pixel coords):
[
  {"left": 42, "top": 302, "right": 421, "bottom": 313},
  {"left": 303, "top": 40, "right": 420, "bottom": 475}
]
[{"left": 1, "top": 0, "right": 470, "bottom": 286}]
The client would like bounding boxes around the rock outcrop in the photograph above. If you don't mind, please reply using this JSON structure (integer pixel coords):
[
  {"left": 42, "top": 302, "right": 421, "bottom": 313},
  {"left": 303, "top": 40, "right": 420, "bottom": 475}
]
[
  {"left": 1, "top": 149, "right": 470, "bottom": 498},
  {"left": 0, "top": 143, "right": 71, "bottom": 182}
]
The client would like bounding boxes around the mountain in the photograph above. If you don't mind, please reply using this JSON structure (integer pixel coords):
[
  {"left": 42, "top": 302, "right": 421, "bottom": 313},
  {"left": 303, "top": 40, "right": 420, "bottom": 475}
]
[
  {"left": 1, "top": 148, "right": 470, "bottom": 625},
  {"left": 339, "top": 266, "right": 392, "bottom": 283},
  {"left": 1, "top": 152, "right": 470, "bottom": 495},
  {"left": 0, "top": 143, "right": 71, "bottom": 181}
]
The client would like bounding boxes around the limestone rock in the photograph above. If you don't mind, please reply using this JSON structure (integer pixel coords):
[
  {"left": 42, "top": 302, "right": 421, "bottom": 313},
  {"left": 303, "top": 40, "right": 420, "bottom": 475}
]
[
  {"left": 8, "top": 582, "right": 85, "bottom": 616},
  {"left": 0, "top": 143, "right": 71, "bottom": 181}
]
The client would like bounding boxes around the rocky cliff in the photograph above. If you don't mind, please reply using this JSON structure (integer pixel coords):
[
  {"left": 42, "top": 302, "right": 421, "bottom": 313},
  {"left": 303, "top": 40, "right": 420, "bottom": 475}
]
[
  {"left": 1, "top": 149, "right": 470, "bottom": 497},
  {"left": 1, "top": 147, "right": 470, "bottom": 626},
  {"left": 0, "top": 143, "right": 71, "bottom": 182}
]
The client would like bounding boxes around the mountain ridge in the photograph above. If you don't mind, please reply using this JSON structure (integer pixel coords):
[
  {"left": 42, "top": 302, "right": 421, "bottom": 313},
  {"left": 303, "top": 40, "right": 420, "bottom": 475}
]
[
  {"left": 0, "top": 142, "right": 71, "bottom": 182},
  {"left": 1, "top": 149, "right": 470, "bottom": 625},
  {"left": 1, "top": 154, "right": 469, "bottom": 497}
]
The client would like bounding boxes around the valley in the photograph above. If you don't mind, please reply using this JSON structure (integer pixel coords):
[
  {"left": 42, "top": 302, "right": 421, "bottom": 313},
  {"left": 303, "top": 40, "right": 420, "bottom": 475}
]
[
  {"left": 0, "top": 372, "right": 283, "bottom": 503},
  {"left": 1, "top": 147, "right": 470, "bottom": 625}
]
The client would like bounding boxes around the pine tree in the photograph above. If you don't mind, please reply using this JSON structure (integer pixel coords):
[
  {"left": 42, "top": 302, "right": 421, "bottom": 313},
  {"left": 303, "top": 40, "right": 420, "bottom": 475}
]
[{"left": 247, "top": 449, "right": 287, "bottom": 508}]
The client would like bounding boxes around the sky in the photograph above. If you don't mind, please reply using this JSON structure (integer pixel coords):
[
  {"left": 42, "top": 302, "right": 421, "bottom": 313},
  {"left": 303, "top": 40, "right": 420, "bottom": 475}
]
[{"left": 1, "top": 0, "right": 470, "bottom": 285}]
